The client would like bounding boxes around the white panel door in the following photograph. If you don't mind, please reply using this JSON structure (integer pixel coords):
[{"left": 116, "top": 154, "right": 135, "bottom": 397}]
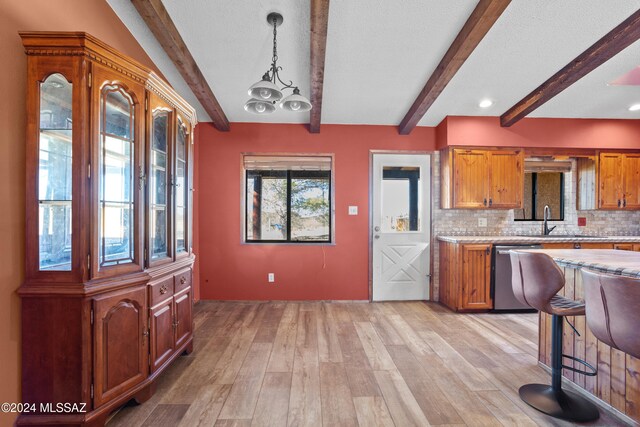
[{"left": 372, "top": 154, "right": 431, "bottom": 301}]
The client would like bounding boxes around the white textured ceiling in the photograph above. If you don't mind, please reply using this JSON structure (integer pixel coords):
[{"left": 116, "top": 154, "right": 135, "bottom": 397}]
[{"left": 108, "top": 0, "right": 640, "bottom": 127}]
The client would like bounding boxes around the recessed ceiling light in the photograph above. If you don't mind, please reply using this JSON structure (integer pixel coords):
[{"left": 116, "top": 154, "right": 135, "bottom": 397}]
[
  {"left": 628, "top": 103, "right": 640, "bottom": 112},
  {"left": 479, "top": 99, "right": 493, "bottom": 108}
]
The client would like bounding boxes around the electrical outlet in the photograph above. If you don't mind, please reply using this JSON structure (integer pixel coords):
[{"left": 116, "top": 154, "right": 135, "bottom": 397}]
[
  {"left": 348, "top": 206, "right": 358, "bottom": 215},
  {"left": 478, "top": 217, "right": 487, "bottom": 227},
  {"left": 268, "top": 273, "right": 275, "bottom": 283}
]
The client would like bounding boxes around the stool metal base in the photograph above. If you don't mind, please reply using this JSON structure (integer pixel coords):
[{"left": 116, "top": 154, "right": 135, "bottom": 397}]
[{"left": 519, "top": 383, "right": 599, "bottom": 422}]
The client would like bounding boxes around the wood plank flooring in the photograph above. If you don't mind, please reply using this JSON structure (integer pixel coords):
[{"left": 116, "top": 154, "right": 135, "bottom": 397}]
[{"left": 108, "top": 302, "right": 630, "bottom": 427}]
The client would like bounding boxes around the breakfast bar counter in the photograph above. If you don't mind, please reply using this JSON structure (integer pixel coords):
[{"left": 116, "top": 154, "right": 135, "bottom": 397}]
[
  {"left": 521, "top": 249, "right": 640, "bottom": 423},
  {"left": 528, "top": 248, "right": 640, "bottom": 278}
]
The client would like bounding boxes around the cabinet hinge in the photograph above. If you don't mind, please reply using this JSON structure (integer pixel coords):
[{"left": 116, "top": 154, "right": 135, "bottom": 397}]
[
  {"left": 144, "top": 248, "right": 148, "bottom": 262},
  {"left": 87, "top": 254, "right": 91, "bottom": 273},
  {"left": 87, "top": 163, "right": 91, "bottom": 179},
  {"left": 88, "top": 72, "right": 92, "bottom": 88},
  {"left": 90, "top": 384, "right": 94, "bottom": 399},
  {"left": 90, "top": 309, "right": 94, "bottom": 325},
  {"left": 145, "top": 97, "right": 148, "bottom": 112}
]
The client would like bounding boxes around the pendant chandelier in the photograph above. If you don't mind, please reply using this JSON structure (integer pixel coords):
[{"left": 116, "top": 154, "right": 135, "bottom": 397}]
[{"left": 244, "top": 12, "right": 312, "bottom": 114}]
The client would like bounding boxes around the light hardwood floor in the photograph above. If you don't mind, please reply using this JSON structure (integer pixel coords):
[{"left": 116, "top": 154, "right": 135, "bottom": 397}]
[{"left": 108, "top": 301, "right": 629, "bottom": 426}]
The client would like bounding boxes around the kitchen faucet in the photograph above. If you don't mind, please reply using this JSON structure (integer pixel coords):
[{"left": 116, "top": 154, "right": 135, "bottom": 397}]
[{"left": 543, "top": 205, "right": 556, "bottom": 235}]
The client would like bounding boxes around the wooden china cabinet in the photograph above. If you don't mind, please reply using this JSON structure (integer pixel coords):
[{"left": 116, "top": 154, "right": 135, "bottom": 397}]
[{"left": 18, "top": 32, "right": 196, "bottom": 426}]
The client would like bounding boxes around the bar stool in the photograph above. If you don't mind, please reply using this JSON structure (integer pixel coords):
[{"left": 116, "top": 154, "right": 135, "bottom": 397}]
[
  {"left": 582, "top": 269, "right": 640, "bottom": 359},
  {"left": 509, "top": 251, "right": 599, "bottom": 422}
]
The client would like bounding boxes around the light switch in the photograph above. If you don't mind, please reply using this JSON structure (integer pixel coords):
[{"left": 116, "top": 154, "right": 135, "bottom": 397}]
[
  {"left": 348, "top": 206, "right": 358, "bottom": 215},
  {"left": 478, "top": 217, "right": 487, "bottom": 227}
]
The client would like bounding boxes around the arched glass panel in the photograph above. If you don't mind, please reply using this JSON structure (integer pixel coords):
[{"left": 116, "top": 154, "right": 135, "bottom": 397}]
[
  {"left": 150, "top": 110, "right": 170, "bottom": 260},
  {"left": 176, "top": 119, "right": 188, "bottom": 253},
  {"left": 99, "top": 85, "right": 135, "bottom": 267},
  {"left": 39, "top": 73, "right": 72, "bottom": 270},
  {"left": 176, "top": 120, "right": 189, "bottom": 253}
]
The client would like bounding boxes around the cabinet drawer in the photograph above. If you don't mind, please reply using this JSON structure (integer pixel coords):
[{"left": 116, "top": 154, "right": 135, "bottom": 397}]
[
  {"left": 150, "top": 277, "right": 174, "bottom": 307},
  {"left": 174, "top": 269, "right": 192, "bottom": 293}
]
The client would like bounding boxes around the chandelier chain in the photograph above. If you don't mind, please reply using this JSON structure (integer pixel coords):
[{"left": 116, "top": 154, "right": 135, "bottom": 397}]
[{"left": 272, "top": 17, "right": 278, "bottom": 65}]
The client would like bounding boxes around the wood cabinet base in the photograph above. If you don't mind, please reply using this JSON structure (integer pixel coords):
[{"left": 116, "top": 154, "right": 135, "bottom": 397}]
[
  {"left": 439, "top": 241, "right": 493, "bottom": 312},
  {"left": 16, "top": 336, "right": 192, "bottom": 426}
]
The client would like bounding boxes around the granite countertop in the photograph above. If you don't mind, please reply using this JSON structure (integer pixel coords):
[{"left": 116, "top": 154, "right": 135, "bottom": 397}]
[
  {"left": 437, "top": 235, "right": 640, "bottom": 244},
  {"left": 513, "top": 249, "right": 640, "bottom": 278}
]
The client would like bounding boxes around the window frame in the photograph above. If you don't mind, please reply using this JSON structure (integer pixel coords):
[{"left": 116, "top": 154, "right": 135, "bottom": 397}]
[
  {"left": 241, "top": 154, "right": 335, "bottom": 245},
  {"left": 515, "top": 171, "right": 565, "bottom": 221}
]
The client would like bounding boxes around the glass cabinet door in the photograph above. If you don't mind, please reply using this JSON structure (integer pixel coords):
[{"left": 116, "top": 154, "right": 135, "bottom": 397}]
[
  {"left": 39, "top": 73, "right": 73, "bottom": 271},
  {"left": 175, "top": 118, "right": 189, "bottom": 255},
  {"left": 149, "top": 105, "right": 172, "bottom": 263},
  {"left": 98, "top": 85, "right": 135, "bottom": 268}
]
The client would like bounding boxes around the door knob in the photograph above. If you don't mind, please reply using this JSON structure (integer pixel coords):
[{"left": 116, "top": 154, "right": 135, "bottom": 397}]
[{"left": 374, "top": 226, "right": 380, "bottom": 232}]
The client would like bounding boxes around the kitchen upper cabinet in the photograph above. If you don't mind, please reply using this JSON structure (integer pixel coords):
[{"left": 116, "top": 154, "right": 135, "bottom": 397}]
[
  {"left": 598, "top": 152, "right": 640, "bottom": 210},
  {"left": 622, "top": 154, "right": 640, "bottom": 209},
  {"left": 442, "top": 148, "right": 523, "bottom": 209},
  {"left": 453, "top": 150, "right": 487, "bottom": 208},
  {"left": 19, "top": 32, "right": 196, "bottom": 426},
  {"left": 488, "top": 150, "right": 524, "bottom": 208}
]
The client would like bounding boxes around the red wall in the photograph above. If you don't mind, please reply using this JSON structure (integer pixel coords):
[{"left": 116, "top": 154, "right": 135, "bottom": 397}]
[
  {"left": 437, "top": 116, "right": 640, "bottom": 149},
  {"left": 195, "top": 123, "right": 436, "bottom": 300}
]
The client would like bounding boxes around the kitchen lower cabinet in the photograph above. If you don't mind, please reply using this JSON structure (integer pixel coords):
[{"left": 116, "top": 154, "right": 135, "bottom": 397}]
[
  {"left": 614, "top": 243, "right": 640, "bottom": 251},
  {"left": 542, "top": 242, "right": 614, "bottom": 250},
  {"left": 439, "top": 241, "right": 492, "bottom": 312}
]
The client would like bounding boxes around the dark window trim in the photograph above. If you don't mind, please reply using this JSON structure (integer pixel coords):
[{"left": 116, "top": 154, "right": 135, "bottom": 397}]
[
  {"left": 514, "top": 172, "right": 565, "bottom": 221},
  {"left": 245, "top": 169, "right": 332, "bottom": 244},
  {"left": 382, "top": 168, "right": 420, "bottom": 231}
]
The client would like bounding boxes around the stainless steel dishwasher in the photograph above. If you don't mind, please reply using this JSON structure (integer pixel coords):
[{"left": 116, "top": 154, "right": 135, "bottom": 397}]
[{"left": 491, "top": 244, "right": 542, "bottom": 311}]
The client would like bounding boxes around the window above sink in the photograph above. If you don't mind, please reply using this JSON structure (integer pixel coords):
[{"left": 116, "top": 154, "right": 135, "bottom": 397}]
[{"left": 514, "top": 159, "right": 571, "bottom": 222}]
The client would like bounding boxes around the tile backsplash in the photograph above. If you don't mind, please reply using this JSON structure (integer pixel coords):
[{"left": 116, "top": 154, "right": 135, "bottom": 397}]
[{"left": 430, "top": 152, "right": 640, "bottom": 300}]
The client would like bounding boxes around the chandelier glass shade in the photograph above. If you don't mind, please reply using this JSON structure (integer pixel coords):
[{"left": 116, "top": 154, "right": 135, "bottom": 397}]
[{"left": 244, "top": 12, "right": 312, "bottom": 114}]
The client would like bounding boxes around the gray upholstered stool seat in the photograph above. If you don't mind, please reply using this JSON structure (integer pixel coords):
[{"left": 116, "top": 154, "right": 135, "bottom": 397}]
[
  {"left": 582, "top": 269, "right": 640, "bottom": 359},
  {"left": 509, "top": 251, "right": 599, "bottom": 422}
]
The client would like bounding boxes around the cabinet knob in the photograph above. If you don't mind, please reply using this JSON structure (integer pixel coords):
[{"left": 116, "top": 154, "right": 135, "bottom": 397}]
[
  {"left": 623, "top": 197, "right": 627, "bottom": 208},
  {"left": 160, "top": 284, "right": 168, "bottom": 294},
  {"left": 483, "top": 198, "right": 487, "bottom": 206},
  {"left": 618, "top": 199, "right": 621, "bottom": 208},
  {"left": 180, "top": 276, "right": 187, "bottom": 285},
  {"left": 142, "top": 330, "right": 149, "bottom": 337},
  {"left": 489, "top": 198, "right": 492, "bottom": 207}
]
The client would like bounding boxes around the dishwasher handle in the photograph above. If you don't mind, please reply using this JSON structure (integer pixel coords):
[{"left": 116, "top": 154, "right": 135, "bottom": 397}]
[{"left": 495, "top": 246, "right": 543, "bottom": 255}]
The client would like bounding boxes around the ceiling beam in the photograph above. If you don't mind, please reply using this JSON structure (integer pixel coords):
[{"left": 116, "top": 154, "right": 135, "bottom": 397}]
[
  {"left": 309, "top": 0, "right": 330, "bottom": 133},
  {"left": 501, "top": 9, "right": 640, "bottom": 127},
  {"left": 398, "top": 0, "right": 511, "bottom": 135},
  {"left": 131, "top": 0, "right": 230, "bottom": 131}
]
